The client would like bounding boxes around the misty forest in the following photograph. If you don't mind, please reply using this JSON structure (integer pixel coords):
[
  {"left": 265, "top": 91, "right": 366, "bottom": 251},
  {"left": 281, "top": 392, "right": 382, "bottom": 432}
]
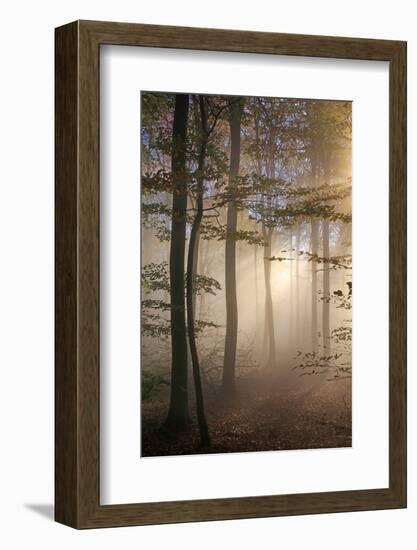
[{"left": 141, "top": 92, "right": 352, "bottom": 457}]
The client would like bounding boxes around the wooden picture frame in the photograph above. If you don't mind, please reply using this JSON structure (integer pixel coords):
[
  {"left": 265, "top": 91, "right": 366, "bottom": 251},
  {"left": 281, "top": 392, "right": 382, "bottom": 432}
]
[{"left": 55, "top": 20, "right": 407, "bottom": 529}]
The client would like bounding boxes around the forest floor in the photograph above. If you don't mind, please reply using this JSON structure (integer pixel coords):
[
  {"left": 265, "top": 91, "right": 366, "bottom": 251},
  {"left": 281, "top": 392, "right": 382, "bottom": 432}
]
[{"left": 141, "top": 370, "right": 352, "bottom": 457}]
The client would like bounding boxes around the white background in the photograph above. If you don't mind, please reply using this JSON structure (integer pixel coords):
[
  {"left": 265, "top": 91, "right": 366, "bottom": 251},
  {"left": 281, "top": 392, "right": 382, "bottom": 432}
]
[
  {"left": 101, "top": 46, "right": 389, "bottom": 504},
  {"left": 0, "top": 0, "right": 415, "bottom": 548}
]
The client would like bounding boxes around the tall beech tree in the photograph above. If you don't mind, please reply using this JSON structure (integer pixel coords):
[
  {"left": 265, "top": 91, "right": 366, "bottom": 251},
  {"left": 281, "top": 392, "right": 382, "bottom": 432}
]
[
  {"left": 307, "top": 101, "right": 321, "bottom": 351},
  {"left": 262, "top": 220, "right": 277, "bottom": 367},
  {"left": 322, "top": 155, "right": 331, "bottom": 353},
  {"left": 165, "top": 93, "right": 190, "bottom": 430},
  {"left": 295, "top": 223, "right": 301, "bottom": 345},
  {"left": 262, "top": 152, "right": 278, "bottom": 368},
  {"left": 310, "top": 154, "right": 319, "bottom": 351},
  {"left": 322, "top": 217, "right": 331, "bottom": 351},
  {"left": 186, "top": 95, "right": 210, "bottom": 446},
  {"left": 251, "top": 98, "right": 279, "bottom": 368},
  {"left": 223, "top": 98, "right": 243, "bottom": 394}
]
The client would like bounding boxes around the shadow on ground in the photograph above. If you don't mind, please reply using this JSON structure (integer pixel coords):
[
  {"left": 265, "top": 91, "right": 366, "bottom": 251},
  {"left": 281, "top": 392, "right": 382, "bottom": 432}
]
[{"left": 24, "top": 504, "right": 54, "bottom": 521}]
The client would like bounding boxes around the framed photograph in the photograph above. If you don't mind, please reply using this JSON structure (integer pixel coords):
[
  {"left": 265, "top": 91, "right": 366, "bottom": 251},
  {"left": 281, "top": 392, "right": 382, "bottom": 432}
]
[{"left": 55, "top": 20, "right": 406, "bottom": 528}]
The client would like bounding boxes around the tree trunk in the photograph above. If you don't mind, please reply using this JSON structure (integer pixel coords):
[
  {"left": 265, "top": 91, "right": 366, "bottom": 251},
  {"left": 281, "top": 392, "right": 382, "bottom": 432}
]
[
  {"left": 165, "top": 94, "right": 189, "bottom": 431},
  {"left": 310, "top": 147, "right": 319, "bottom": 352},
  {"left": 192, "top": 229, "right": 200, "bottom": 320},
  {"left": 254, "top": 241, "right": 259, "bottom": 356},
  {"left": 289, "top": 229, "right": 294, "bottom": 347},
  {"left": 223, "top": 98, "right": 243, "bottom": 395},
  {"left": 263, "top": 226, "right": 276, "bottom": 368},
  {"left": 311, "top": 219, "right": 319, "bottom": 350},
  {"left": 322, "top": 218, "right": 331, "bottom": 353},
  {"left": 262, "top": 150, "right": 277, "bottom": 368},
  {"left": 186, "top": 96, "right": 210, "bottom": 447},
  {"left": 198, "top": 237, "right": 207, "bottom": 322},
  {"left": 295, "top": 223, "right": 301, "bottom": 347}
]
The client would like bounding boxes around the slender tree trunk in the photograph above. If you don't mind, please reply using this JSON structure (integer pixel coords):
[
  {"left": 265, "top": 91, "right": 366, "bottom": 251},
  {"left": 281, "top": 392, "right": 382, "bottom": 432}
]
[
  {"left": 197, "top": 236, "right": 210, "bottom": 389},
  {"left": 322, "top": 218, "right": 331, "bottom": 353},
  {"left": 261, "top": 223, "right": 268, "bottom": 355},
  {"left": 192, "top": 229, "right": 200, "bottom": 320},
  {"left": 295, "top": 223, "right": 301, "bottom": 347},
  {"left": 310, "top": 148, "right": 319, "bottom": 351},
  {"left": 186, "top": 96, "right": 210, "bottom": 447},
  {"left": 322, "top": 153, "right": 332, "bottom": 355},
  {"left": 263, "top": 227, "right": 276, "bottom": 368},
  {"left": 223, "top": 98, "right": 243, "bottom": 395},
  {"left": 165, "top": 94, "right": 189, "bottom": 430},
  {"left": 304, "top": 265, "right": 310, "bottom": 339},
  {"left": 254, "top": 107, "right": 269, "bottom": 357},
  {"left": 311, "top": 219, "right": 319, "bottom": 350},
  {"left": 289, "top": 229, "right": 294, "bottom": 347},
  {"left": 142, "top": 227, "right": 152, "bottom": 265},
  {"left": 198, "top": 238, "right": 207, "bottom": 322},
  {"left": 254, "top": 242, "right": 259, "bottom": 356},
  {"left": 262, "top": 152, "right": 277, "bottom": 368}
]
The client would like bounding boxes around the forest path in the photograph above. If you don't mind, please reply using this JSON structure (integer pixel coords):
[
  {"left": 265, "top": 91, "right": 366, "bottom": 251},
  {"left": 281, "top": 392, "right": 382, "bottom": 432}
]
[{"left": 142, "top": 372, "right": 351, "bottom": 457}]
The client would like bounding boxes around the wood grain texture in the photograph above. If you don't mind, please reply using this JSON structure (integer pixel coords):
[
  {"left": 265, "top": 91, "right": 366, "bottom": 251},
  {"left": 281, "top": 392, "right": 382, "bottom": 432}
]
[
  {"left": 388, "top": 41, "right": 407, "bottom": 503},
  {"left": 55, "top": 20, "right": 407, "bottom": 529},
  {"left": 55, "top": 21, "right": 79, "bottom": 527}
]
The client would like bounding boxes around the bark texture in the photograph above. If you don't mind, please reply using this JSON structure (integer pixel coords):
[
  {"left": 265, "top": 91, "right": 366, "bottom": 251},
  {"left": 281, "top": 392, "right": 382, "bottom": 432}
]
[
  {"left": 223, "top": 99, "right": 243, "bottom": 394},
  {"left": 186, "top": 96, "right": 210, "bottom": 447},
  {"left": 165, "top": 94, "right": 190, "bottom": 430}
]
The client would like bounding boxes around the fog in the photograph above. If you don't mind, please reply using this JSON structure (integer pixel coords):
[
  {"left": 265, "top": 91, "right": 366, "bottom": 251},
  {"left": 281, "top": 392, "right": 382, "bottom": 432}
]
[{"left": 141, "top": 92, "right": 352, "bottom": 456}]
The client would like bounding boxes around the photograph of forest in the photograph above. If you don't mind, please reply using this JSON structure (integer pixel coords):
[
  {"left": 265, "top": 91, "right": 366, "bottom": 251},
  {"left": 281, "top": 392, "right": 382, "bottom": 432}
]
[{"left": 141, "top": 92, "right": 352, "bottom": 457}]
